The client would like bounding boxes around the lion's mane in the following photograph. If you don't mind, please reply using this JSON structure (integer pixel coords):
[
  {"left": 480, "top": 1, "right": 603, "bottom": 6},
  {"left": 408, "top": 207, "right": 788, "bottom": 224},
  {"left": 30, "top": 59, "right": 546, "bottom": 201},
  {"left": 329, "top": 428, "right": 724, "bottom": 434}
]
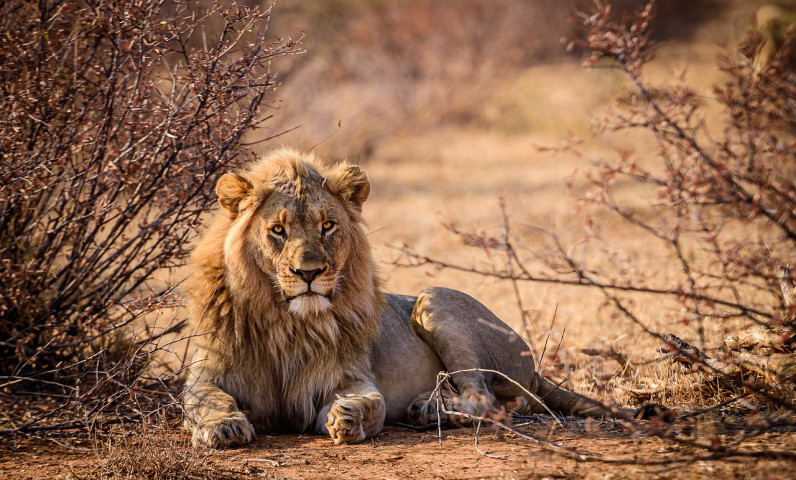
[{"left": 186, "top": 148, "right": 383, "bottom": 432}]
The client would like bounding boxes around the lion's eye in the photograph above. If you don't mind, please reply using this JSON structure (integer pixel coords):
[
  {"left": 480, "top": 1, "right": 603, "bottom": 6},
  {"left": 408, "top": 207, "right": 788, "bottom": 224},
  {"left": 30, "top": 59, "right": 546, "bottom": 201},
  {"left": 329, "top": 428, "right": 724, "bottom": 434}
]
[
  {"left": 270, "top": 224, "right": 286, "bottom": 237},
  {"left": 321, "top": 220, "right": 336, "bottom": 235}
]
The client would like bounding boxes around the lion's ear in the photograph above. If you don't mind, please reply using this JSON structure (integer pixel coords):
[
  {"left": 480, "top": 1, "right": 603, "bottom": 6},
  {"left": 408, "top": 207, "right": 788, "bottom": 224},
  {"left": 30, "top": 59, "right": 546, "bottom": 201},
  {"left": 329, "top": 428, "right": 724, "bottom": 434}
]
[
  {"left": 329, "top": 165, "right": 370, "bottom": 210},
  {"left": 216, "top": 173, "right": 252, "bottom": 215}
]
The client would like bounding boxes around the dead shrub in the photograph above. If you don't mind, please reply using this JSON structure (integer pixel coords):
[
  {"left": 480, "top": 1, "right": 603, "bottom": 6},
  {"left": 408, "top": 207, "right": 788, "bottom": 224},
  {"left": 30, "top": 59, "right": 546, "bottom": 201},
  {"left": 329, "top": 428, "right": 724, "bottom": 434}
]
[{"left": 0, "top": 0, "right": 299, "bottom": 442}]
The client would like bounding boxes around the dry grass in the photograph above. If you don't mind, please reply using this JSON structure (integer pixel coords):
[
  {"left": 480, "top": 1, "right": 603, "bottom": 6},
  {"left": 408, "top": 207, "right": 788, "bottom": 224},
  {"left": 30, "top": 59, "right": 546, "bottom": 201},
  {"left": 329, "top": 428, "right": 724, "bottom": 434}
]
[
  {"left": 263, "top": 0, "right": 740, "bottom": 159},
  {"left": 67, "top": 424, "right": 233, "bottom": 480}
]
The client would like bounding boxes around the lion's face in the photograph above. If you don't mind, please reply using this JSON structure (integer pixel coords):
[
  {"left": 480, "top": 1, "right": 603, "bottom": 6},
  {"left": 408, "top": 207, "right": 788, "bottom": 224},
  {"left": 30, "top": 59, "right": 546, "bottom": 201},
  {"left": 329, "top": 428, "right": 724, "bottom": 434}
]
[
  {"left": 252, "top": 186, "right": 354, "bottom": 316},
  {"left": 214, "top": 149, "right": 371, "bottom": 318}
]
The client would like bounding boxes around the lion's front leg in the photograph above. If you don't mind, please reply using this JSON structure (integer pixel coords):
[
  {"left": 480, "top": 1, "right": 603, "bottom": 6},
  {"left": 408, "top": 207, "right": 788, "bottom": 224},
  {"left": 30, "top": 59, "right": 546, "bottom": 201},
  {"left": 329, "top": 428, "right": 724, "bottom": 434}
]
[
  {"left": 318, "top": 382, "right": 386, "bottom": 444},
  {"left": 184, "top": 384, "right": 255, "bottom": 448},
  {"left": 183, "top": 350, "right": 255, "bottom": 448}
]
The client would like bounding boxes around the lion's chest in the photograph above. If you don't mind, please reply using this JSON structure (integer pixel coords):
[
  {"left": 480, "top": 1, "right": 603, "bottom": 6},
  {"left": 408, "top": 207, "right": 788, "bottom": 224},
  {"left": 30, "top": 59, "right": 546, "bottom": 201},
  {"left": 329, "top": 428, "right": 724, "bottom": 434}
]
[{"left": 219, "top": 321, "right": 347, "bottom": 433}]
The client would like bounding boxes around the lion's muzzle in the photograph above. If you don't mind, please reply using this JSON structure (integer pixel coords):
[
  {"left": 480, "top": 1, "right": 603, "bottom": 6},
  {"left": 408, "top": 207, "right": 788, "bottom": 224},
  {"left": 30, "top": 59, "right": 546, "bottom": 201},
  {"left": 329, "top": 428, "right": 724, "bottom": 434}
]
[
  {"left": 290, "top": 266, "right": 327, "bottom": 286},
  {"left": 280, "top": 265, "right": 337, "bottom": 316}
]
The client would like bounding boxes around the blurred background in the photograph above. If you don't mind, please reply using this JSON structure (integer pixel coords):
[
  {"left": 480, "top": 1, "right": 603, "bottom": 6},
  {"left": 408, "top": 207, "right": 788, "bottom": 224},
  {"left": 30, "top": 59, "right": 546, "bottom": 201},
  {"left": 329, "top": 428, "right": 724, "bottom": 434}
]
[{"left": 265, "top": 0, "right": 735, "bottom": 159}]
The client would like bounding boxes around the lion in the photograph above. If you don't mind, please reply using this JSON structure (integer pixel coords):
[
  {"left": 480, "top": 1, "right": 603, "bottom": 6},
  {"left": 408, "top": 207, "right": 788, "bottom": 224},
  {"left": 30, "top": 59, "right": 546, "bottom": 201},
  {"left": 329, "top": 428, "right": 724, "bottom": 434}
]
[{"left": 183, "top": 148, "right": 644, "bottom": 448}]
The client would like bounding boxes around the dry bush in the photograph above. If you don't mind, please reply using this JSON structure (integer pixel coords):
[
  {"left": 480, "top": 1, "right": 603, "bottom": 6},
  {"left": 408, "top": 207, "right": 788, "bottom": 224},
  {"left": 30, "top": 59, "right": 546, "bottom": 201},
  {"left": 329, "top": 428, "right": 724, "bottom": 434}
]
[
  {"left": 395, "top": 0, "right": 795, "bottom": 458},
  {"left": 0, "top": 0, "right": 299, "bottom": 443}
]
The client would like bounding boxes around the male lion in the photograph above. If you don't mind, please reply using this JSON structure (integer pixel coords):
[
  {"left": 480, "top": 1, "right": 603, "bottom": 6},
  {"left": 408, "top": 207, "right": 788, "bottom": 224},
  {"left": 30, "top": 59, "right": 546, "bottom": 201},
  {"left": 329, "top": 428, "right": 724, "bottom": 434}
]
[{"left": 183, "top": 148, "right": 636, "bottom": 448}]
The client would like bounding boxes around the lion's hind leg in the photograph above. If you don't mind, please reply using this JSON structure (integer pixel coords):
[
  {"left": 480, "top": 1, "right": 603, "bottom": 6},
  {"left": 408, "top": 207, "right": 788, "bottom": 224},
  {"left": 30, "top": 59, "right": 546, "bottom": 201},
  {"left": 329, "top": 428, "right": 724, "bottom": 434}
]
[
  {"left": 409, "top": 287, "right": 538, "bottom": 424},
  {"left": 407, "top": 388, "right": 505, "bottom": 427},
  {"left": 407, "top": 390, "right": 451, "bottom": 426}
]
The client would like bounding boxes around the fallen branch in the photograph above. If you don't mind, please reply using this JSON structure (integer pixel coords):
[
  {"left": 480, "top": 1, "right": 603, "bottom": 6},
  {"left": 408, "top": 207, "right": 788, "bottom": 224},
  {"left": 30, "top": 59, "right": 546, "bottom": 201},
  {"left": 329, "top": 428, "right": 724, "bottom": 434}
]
[
  {"left": 582, "top": 347, "right": 638, "bottom": 376},
  {"left": 660, "top": 333, "right": 741, "bottom": 377},
  {"left": 431, "top": 369, "right": 796, "bottom": 465},
  {"left": 779, "top": 265, "right": 794, "bottom": 312},
  {"left": 738, "top": 352, "right": 796, "bottom": 379}
]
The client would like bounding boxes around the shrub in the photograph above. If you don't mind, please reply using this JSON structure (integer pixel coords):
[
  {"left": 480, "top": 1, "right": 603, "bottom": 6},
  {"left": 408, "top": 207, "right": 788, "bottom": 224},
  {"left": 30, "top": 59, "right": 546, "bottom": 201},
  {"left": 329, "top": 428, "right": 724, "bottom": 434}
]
[{"left": 0, "top": 0, "right": 299, "bottom": 440}]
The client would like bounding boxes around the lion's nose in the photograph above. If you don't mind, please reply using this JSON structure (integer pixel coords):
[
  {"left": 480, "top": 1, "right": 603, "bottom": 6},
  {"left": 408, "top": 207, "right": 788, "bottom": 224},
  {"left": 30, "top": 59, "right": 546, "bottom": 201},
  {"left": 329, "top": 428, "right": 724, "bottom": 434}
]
[{"left": 291, "top": 267, "right": 326, "bottom": 285}]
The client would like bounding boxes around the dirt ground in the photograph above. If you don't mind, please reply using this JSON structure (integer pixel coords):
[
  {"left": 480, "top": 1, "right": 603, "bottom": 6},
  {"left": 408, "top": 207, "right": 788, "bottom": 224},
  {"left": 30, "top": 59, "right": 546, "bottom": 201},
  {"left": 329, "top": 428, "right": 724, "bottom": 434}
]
[{"left": 3, "top": 422, "right": 795, "bottom": 480}]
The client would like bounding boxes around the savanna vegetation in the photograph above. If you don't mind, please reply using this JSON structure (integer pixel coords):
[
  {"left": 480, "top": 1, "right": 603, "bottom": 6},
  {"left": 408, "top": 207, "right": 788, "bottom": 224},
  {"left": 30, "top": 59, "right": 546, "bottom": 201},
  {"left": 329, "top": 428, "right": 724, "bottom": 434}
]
[{"left": 1, "top": 0, "right": 794, "bottom": 479}]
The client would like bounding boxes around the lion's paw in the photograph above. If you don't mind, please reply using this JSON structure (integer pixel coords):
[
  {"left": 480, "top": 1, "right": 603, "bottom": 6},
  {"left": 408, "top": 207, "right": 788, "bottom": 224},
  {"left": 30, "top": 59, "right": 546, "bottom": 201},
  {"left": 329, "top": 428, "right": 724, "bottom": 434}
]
[
  {"left": 190, "top": 413, "right": 255, "bottom": 448},
  {"left": 447, "top": 391, "right": 499, "bottom": 426},
  {"left": 407, "top": 391, "right": 453, "bottom": 426},
  {"left": 325, "top": 395, "right": 368, "bottom": 445}
]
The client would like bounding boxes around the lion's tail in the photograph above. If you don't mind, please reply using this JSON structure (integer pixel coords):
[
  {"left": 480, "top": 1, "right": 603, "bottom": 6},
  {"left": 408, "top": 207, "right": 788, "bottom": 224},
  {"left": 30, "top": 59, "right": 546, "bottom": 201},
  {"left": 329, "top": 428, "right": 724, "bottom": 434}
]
[{"left": 528, "top": 376, "right": 634, "bottom": 420}]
